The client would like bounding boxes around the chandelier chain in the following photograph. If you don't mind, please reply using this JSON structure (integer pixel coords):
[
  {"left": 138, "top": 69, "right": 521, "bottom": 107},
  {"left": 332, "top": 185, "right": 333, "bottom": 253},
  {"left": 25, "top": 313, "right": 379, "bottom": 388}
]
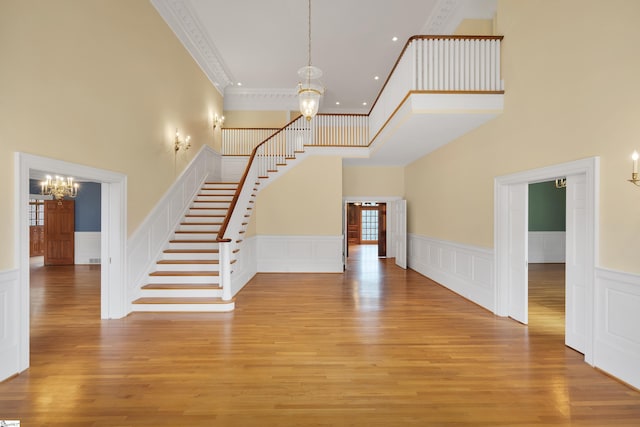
[{"left": 307, "top": 0, "right": 312, "bottom": 78}]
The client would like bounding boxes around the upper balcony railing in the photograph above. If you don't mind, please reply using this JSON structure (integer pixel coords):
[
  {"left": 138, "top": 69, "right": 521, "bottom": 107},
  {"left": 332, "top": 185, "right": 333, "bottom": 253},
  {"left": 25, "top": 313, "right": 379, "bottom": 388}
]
[{"left": 369, "top": 35, "right": 503, "bottom": 139}]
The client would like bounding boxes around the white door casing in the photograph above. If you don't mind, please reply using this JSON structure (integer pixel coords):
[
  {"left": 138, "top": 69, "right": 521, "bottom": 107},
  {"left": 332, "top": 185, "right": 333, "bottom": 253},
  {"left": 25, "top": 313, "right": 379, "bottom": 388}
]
[
  {"left": 394, "top": 200, "right": 407, "bottom": 269},
  {"left": 507, "top": 183, "right": 528, "bottom": 324},
  {"left": 13, "top": 152, "right": 127, "bottom": 379},
  {"left": 494, "top": 157, "right": 598, "bottom": 365},
  {"left": 565, "top": 173, "right": 587, "bottom": 353}
]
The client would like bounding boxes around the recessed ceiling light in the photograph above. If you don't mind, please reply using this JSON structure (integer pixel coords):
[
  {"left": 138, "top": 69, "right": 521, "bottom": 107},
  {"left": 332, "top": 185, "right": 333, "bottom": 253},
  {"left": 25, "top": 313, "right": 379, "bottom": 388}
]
[
  {"left": 374, "top": 76, "right": 380, "bottom": 80},
  {"left": 237, "top": 82, "right": 242, "bottom": 86},
  {"left": 335, "top": 101, "right": 340, "bottom": 105},
  {"left": 392, "top": 36, "right": 398, "bottom": 42},
  {"left": 362, "top": 102, "right": 368, "bottom": 106}
]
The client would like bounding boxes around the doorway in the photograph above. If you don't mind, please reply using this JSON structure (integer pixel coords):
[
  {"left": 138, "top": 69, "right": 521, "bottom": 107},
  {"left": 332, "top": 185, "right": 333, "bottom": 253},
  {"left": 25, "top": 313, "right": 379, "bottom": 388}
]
[
  {"left": 527, "top": 180, "right": 567, "bottom": 335},
  {"left": 12, "top": 152, "right": 127, "bottom": 378},
  {"left": 494, "top": 157, "right": 599, "bottom": 365},
  {"left": 346, "top": 202, "right": 386, "bottom": 260}
]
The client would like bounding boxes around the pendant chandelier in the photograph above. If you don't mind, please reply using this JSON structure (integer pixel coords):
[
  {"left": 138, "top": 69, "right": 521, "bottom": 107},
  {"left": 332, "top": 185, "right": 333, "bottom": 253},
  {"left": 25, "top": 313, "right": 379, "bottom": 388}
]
[
  {"left": 297, "top": 0, "right": 324, "bottom": 121},
  {"left": 41, "top": 175, "right": 79, "bottom": 204}
]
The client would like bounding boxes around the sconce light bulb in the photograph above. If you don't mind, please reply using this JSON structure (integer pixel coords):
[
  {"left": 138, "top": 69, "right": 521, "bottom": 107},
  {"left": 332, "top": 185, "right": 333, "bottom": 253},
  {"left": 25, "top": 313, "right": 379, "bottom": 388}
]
[{"left": 633, "top": 151, "right": 639, "bottom": 161}]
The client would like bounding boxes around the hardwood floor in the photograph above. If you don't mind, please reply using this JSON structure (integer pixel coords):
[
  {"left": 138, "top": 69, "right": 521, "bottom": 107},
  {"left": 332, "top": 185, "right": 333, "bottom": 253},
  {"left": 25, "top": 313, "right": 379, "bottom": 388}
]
[{"left": 1, "top": 256, "right": 639, "bottom": 426}]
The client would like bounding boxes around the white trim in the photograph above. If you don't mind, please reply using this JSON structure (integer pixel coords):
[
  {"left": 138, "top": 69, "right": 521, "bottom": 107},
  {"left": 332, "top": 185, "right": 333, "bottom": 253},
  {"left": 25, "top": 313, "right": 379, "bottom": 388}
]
[
  {"left": 594, "top": 267, "right": 640, "bottom": 390},
  {"left": 221, "top": 156, "right": 249, "bottom": 182},
  {"left": 257, "top": 235, "right": 343, "bottom": 273},
  {"left": 150, "top": 0, "right": 233, "bottom": 92},
  {"left": 408, "top": 234, "right": 494, "bottom": 311},
  {"left": 494, "top": 157, "right": 599, "bottom": 365}
]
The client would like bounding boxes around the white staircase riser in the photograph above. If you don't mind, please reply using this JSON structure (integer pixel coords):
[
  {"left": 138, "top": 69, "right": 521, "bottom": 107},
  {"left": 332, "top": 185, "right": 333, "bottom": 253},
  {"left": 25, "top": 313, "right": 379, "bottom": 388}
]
[
  {"left": 147, "top": 275, "right": 220, "bottom": 285},
  {"left": 178, "top": 224, "right": 222, "bottom": 232},
  {"left": 140, "top": 288, "right": 223, "bottom": 298},
  {"left": 131, "top": 302, "right": 235, "bottom": 313},
  {"left": 162, "top": 252, "right": 219, "bottom": 261},
  {"left": 173, "top": 233, "right": 218, "bottom": 241},
  {"left": 192, "top": 202, "right": 231, "bottom": 209},
  {"left": 196, "top": 196, "right": 234, "bottom": 202},
  {"left": 183, "top": 216, "right": 226, "bottom": 223},
  {"left": 168, "top": 241, "right": 219, "bottom": 250},
  {"left": 189, "top": 209, "right": 228, "bottom": 216},
  {"left": 155, "top": 263, "right": 219, "bottom": 272}
]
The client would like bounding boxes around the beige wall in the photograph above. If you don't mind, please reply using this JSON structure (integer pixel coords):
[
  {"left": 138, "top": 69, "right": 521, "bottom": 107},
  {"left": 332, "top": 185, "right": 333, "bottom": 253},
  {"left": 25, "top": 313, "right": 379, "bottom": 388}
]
[
  {"left": 343, "top": 166, "right": 404, "bottom": 198},
  {"left": 454, "top": 19, "right": 494, "bottom": 36},
  {"left": 223, "top": 111, "right": 290, "bottom": 128},
  {"left": 0, "top": 0, "right": 222, "bottom": 269},
  {"left": 405, "top": 0, "right": 640, "bottom": 273},
  {"left": 256, "top": 156, "right": 343, "bottom": 236}
]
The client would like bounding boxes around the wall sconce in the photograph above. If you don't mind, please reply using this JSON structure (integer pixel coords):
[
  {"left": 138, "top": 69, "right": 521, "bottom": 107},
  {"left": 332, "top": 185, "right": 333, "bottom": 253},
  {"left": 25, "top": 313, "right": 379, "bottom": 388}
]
[
  {"left": 629, "top": 151, "right": 640, "bottom": 186},
  {"left": 213, "top": 114, "right": 225, "bottom": 129},
  {"left": 174, "top": 128, "right": 191, "bottom": 152}
]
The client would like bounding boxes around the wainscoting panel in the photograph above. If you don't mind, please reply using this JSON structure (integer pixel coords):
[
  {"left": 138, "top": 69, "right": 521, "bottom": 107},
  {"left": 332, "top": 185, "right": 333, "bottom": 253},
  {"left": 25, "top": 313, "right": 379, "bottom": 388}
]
[
  {"left": 408, "top": 234, "right": 494, "bottom": 311},
  {"left": 127, "top": 147, "right": 221, "bottom": 305},
  {"left": 528, "top": 231, "right": 565, "bottom": 263},
  {"left": 0, "top": 269, "right": 20, "bottom": 382},
  {"left": 257, "top": 235, "right": 343, "bottom": 273},
  {"left": 75, "top": 232, "right": 101, "bottom": 264},
  {"left": 594, "top": 268, "right": 640, "bottom": 389},
  {"left": 222, "top": 156, "right": 249, "bottom": 182},
  {"left": 231, "top": 236, "right": 257, "bottom": 296}
]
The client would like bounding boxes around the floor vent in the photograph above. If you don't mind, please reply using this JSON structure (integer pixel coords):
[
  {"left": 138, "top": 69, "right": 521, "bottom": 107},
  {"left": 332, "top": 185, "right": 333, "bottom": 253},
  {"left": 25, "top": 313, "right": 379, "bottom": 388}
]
[{"left": 88, "top": 258, "right": 101, "bottom": 264}]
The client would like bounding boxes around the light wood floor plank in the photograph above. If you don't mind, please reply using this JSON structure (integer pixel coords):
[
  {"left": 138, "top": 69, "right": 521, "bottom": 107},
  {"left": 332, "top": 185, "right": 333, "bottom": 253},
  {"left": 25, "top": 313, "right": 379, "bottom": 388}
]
[{"left": 0, "top": 251, "right": 639, "bottom": 426}]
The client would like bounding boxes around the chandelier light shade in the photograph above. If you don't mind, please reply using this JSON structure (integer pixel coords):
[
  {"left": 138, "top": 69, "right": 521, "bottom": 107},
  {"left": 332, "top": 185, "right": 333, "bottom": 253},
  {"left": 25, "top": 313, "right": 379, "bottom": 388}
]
[
  {"left": 298, "top": 0, "right": 324, "bottom": 121},
  {"left": 41, "top": 175, "right": 79, "bottom": 203}
]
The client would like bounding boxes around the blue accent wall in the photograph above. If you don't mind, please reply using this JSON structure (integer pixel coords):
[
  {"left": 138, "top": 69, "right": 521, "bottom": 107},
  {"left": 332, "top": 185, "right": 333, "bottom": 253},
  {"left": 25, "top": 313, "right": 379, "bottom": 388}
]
[{"left": 30, "top": 179, "right": 101, "bottom": 232}]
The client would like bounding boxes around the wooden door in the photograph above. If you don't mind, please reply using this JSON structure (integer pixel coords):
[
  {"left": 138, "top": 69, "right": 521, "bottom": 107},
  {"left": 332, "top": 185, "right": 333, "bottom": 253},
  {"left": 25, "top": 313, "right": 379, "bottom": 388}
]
[
  {"left": 347, "top": 203, "right": 360, "bottom": 245},
  {"left": 30, "top": 226, "right": 44, "bottom": 256},
  {"left": 44, "top": 200, "right": 75, "bottom": 265},
  {"left": 377, "top": 203, "right": 387, "bottom": 257}
]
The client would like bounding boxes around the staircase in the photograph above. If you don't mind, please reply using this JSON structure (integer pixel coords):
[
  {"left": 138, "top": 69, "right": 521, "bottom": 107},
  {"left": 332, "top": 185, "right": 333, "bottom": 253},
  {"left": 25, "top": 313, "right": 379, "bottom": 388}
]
[{"left": 131, "top": 182, "right": 242, "bottom": 312}]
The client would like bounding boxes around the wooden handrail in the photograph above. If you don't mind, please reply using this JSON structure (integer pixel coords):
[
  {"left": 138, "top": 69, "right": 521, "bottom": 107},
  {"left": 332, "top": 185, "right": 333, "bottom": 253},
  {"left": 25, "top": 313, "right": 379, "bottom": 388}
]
[{"left": 216, "top": 114, "right": 305, "bottom": 241}]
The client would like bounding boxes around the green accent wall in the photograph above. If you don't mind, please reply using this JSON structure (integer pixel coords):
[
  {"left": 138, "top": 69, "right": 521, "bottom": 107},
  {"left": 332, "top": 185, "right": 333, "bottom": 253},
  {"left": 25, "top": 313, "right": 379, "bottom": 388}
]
[{"left": 529, "top": 181, "right": 566, "bottom": 231}]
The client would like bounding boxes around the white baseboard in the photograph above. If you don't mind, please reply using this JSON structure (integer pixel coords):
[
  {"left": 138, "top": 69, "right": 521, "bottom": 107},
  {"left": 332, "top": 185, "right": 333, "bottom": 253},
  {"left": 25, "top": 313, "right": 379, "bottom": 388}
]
[
  {"left": 75, "top": 232, "right": 101, "bottom": 264},
  {"left": 594, "top": 267, "right": 640, "bottom": 390},
  {"left": 257, "top": 235, "right": 343, "bottom": 273},
  {"left": 408, "top": 234, "right": 494, "bottom": 312},
  {"left": 528, "top": 231, "right": 565, "bottom": 263}
]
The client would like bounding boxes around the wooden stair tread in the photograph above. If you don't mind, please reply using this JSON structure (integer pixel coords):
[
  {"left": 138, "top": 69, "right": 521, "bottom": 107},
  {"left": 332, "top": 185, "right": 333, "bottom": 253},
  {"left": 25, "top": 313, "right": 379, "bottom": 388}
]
[
  {"left": 175, "top": 231, "right": 218, "bottom": 234},
  {"left": 185, "top": 214, "right": 226, "bottom": 217},
  {"left": 142, "top": 283, "right": 221, "bottom": 290},
  {"left": 132, "top": 297, "right": 233, "bottom": 305},
  {"left": 180, "top": 222, "right": 223, "bottom": 225},
  {"left": 149, "top": 271, "right": 220, "bottom": 276}
]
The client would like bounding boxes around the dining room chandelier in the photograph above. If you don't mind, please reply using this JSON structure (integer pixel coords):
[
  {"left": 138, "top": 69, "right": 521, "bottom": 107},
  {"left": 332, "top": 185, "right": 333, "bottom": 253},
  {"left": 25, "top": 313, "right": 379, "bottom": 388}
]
[{"left": 297, "top": 0, "right": 324, "bottom": 121}]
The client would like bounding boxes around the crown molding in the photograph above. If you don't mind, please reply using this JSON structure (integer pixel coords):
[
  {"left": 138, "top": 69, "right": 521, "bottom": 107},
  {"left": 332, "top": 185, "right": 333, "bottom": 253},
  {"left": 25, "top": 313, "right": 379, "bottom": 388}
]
[
  {"left": 151, "top": 0, "right": 234, "bottom": 94},
  {"left": 223, "top": 88, "right": 299, "bottom": 111},
  {"left": 421, "top": 0, "right": 462, "bottom": 34}
]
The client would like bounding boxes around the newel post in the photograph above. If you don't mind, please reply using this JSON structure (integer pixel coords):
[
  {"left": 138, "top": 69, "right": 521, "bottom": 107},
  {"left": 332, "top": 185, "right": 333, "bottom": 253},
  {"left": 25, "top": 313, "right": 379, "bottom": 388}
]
[{"left": 219, "top": 239, "right": 232, "bottom": 301}]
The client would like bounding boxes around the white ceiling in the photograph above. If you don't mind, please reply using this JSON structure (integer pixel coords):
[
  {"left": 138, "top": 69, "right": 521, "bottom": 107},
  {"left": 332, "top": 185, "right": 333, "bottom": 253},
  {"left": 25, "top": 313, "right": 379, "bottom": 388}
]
[{"left": 152, "top": 0, "right": 497, "bottom": 113}]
